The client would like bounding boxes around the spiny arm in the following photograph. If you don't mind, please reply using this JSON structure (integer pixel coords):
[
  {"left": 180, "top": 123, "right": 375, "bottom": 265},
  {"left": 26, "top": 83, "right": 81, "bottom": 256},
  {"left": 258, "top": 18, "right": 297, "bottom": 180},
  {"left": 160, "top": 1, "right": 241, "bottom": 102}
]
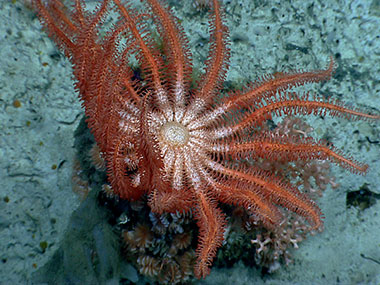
[
  {"left": 113, "top": 0, "right": 170, "bottom": 112},
  {"left": 214, "top": 134, "right": 369, "bottom": 174},
  {"left": 146, "top": 0, "right": 192, "bottom": 116},
  {"left": 33, "top": 0, "right": 76, "bottom": 54},
  {"left": 211, "top": 92, "right": 380, "bottom": 139},
  {"left": 198, "top": 0, "right": 229, "bottom": 100},
  {"left": 189, "top": 58, "right": 337, "bottom": 131},
  {"left": 225, "top": 56, "right": 336, "bottom": 110},
  {"left": 188, "top": 0, "right": 229, "bottom": 117},
  {"left": 216, "top": 179, "right": 284, "bottom": 228},
  {"left": 194, "top": 191, "right": 226, "bottom": 279},
  {"left": 207, "top": 160, "right": 323, "bottom": 230},
  {"left": 236, "top": 92, "right": 379, "bottom": 128}
]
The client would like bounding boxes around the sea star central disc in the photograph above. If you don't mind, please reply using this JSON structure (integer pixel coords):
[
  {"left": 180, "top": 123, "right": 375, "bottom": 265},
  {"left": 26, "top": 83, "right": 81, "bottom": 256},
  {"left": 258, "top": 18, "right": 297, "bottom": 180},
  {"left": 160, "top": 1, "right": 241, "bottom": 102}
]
[{"left": 160, "top": 121, "right": 189, "bottom": 146}]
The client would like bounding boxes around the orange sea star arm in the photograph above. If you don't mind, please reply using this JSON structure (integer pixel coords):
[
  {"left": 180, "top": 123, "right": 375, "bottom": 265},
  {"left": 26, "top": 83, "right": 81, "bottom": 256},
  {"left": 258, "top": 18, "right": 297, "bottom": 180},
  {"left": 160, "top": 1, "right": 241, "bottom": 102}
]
[
  {"left": 114, "top": 0, "right": 170, "bottom": 110},
  {"left": 210, "top": 92, "right": 380, "bottom": 138},
  {"left": 146, "top": 0, "right": 192, "bottom": 112},
  {"left": 208, "top": 160, "right": 323, "bottom": 230},
  {"left": 196, "top": 0, "right": 229, "bottom": 104},
  {"left": 190, "top": 58, "right": 336, "bottom": 131},
  {"left": 148, "top": 188, "right": 194, "bottom": 214},
  {"left": 217, "top": 134, "right": 369, "bottom": 174},
  {"left": 232, "top": 93, "right": 380, "bottom": 131},
  {"left": 107, "top": 134, "right": 145, "bottom": 200},
  {"left": 33, "top": 0, "right": 76, "bottom": 54},
  {"left": 194, "top": 191, "right": 226, "bottom": 279},
  {"left": 225, "top": 56, "right": 336, "bottom": 109},
  {"left": 74, "top": 0, "right": 111, "bottom": 90},
  {"left": 216, "top": 180, "right": 284, "bottom": 228}
]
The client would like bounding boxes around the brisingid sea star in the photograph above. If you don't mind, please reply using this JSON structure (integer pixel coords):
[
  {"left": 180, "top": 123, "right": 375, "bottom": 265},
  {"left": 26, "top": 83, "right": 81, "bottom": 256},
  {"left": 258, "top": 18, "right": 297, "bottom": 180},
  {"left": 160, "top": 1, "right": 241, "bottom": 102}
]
[{"left": 34, "top": 0, "right": 379, "bottom": 278}]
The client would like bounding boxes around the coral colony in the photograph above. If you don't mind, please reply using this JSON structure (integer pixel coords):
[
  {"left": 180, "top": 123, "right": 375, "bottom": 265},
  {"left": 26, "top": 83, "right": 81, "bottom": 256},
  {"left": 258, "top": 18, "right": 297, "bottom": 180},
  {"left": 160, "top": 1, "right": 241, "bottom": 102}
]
[{"left": 33, "top": 0, "right": 379, "bottom": 281}]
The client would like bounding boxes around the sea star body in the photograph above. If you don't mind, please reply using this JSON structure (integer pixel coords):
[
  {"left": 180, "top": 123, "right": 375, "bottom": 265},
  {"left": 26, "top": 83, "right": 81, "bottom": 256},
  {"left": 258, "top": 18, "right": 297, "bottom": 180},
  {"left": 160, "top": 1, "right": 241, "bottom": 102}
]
[{"left": 33, "top": 0, "right": 379, "bottom": 278}]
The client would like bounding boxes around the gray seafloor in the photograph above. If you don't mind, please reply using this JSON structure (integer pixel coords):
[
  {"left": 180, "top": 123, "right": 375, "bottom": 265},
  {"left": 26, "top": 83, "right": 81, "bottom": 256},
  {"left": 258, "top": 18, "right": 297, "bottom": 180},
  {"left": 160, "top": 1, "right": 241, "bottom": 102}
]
[{"left": 1, "top": 0, "right": 379, "bottom": 284}]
